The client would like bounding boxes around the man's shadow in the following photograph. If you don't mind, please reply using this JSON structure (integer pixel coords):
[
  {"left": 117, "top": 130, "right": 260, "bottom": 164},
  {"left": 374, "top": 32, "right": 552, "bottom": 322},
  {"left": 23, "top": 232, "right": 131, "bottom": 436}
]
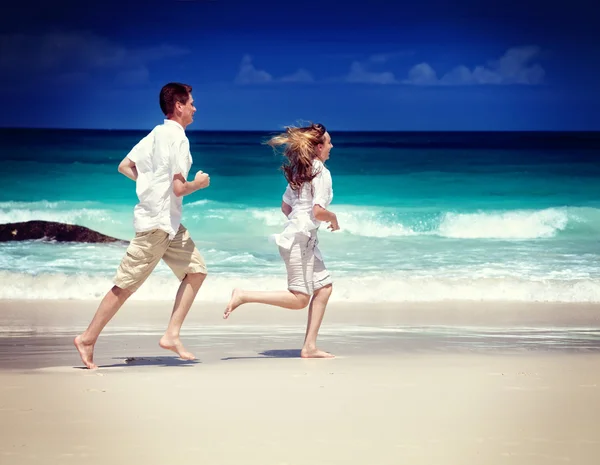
[
  {"left": 221, "top": 349, "right": 301, "bottom": 361},
  {"left": 74, "top": 356, "right": 200, "bottom": 369}
]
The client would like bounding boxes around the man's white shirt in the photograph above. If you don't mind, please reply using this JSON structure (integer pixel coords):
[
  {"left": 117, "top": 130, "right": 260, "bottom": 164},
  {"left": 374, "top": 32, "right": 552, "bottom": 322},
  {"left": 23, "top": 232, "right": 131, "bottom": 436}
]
[{"left": 126, "top": 119, "right": 192, "bottom": 239}]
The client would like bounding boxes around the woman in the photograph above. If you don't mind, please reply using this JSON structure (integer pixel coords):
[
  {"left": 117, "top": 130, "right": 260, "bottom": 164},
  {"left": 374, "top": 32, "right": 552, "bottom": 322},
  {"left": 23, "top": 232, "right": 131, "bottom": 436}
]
[{"left": 223, "top": 122, "right": 339, "bottom": 358}]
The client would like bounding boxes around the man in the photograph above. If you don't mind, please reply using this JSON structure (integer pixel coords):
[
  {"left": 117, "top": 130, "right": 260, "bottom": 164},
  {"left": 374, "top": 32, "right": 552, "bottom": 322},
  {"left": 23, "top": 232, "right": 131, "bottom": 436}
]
[{"left": 74, "top": 82, "right": 210, "bottom": 369}]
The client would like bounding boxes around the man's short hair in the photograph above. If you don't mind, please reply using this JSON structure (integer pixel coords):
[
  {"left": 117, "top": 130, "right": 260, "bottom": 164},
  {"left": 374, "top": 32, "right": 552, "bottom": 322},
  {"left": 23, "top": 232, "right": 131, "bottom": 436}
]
[{"left": 159, "top": 83, "right": 192, "bottom": 117}]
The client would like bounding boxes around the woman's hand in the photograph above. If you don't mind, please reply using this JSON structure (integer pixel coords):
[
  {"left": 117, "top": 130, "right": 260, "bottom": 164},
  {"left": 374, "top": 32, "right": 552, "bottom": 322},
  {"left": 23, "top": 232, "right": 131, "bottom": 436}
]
[{"left": 327, "top": 216, "right": 340, "bottom": 231}]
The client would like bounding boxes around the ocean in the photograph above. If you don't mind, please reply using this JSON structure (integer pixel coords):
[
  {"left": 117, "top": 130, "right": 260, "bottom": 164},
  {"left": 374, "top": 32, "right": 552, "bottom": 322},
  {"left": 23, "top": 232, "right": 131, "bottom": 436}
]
[{"left": 1, "top": 128, "right": 599, "bottom": 303}]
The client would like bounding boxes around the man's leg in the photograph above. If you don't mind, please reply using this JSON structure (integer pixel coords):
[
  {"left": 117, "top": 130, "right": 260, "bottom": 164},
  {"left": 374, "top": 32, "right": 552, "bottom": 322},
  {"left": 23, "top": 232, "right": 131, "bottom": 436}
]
[
  {"left": 74, "top": 286, "right": 133, "bottom": 369},
  {"left": 74, "top": 229, "right": 168, "bottom": 369},
  {"left": 160, "top": 225, "right": 208, "bottom": 359},
  {"left": 159, "top": 272, "right": 206, "bottom": 359}
]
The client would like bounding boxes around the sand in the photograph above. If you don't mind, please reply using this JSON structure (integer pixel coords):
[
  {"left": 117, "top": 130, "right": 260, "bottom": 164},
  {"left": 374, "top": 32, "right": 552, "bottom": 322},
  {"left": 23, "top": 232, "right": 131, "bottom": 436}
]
[{"left": 1, "top": 299, "right": 600, "bottom": 464}]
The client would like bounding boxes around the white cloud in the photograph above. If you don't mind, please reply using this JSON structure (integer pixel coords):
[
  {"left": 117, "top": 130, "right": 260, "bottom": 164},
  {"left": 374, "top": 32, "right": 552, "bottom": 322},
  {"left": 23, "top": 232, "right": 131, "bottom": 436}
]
[
  {"left": 404, "top": 63, "right": 438, "bottom": 85},
  {"left": 345, "top": 61, "right": 398, "bottom": 84},
  {"left": 234, "top": 55, "right": 314, "bottom": 85},
  {"left": 234, "top": 54, "right": 273, "bottom": 85},
  {"left": 0, "top": 32, "right": 188, "bottom": 71},
  {"left": 404, "top": 46, "right": 545, "bottom": 86},
  {"left": 368, "top": 54, "right": 390, "bottom": 64},
  {"left": 481, "top": 45, "right": 545, "bottom": 84},
  {"left": 368, "top": 50, "right": 416, "bottom": 64},
  {"left": 0, "top": 31, "right": 189, "bottom": 86},
  {"left": 280, "top": 68, "right": 314, "bottom": 83},
  {"left": 341, "top": 51, "right": 415, "bottom": 84}
]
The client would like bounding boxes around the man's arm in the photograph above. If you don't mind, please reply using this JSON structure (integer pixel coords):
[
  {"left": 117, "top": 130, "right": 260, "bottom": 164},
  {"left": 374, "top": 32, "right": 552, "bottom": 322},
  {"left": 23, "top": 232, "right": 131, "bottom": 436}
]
[
  {"left": 118, "top": 156, "right": 138, "bottom": 181},
  {"left": 173, "top": 171, "right": 210, "bottom": 197},
  {"left": 119, "top": 130, "right": 154, "bottom": 181}
]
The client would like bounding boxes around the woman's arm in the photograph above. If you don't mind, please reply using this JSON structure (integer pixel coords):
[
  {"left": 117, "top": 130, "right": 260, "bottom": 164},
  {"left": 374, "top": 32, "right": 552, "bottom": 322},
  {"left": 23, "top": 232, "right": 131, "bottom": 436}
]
[
  {"left": 282, "top": 201, "right": 292, "bottom": 217},
  {"left": 313, "top": 204, "right": 339, "bottom": 231}
]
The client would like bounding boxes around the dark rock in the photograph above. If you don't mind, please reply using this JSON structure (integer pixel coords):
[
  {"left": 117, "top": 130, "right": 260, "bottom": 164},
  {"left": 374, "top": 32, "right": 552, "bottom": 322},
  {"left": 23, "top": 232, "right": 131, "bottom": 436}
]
[{"left": 0, "top": 221, "right": 126, "bottom": 243}]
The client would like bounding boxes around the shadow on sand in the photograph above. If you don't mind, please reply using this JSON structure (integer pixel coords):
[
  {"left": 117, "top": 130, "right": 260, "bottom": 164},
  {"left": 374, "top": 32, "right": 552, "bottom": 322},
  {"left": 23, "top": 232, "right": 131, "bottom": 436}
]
[
  {"left": 74, "top": 356, "right": 200, "bottom": 369},
  {"left": 221, "top": 349, "right": 302, "bottom": 361}
]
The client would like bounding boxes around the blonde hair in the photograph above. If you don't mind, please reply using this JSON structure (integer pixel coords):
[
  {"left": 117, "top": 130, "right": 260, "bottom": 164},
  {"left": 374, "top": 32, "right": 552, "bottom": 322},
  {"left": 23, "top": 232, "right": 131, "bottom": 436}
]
[{"left": 265, "top": 122, "right": 327, "bottom": 191}]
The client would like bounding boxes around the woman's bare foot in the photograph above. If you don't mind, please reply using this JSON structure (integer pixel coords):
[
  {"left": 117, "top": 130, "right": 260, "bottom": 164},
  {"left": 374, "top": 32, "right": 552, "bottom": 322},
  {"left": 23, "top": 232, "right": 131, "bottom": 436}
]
[
  {"left": 223, "top": 288, "right": 244, "bottom": 319},
  {"left": 74, "top": 335, "right": 98, "bottom": 369},
  {"left": 159, "top": 335, "right": 195, "bottom": 360},
  {"left": 300, "top": 348, "right": 335, "bottom": 359}
]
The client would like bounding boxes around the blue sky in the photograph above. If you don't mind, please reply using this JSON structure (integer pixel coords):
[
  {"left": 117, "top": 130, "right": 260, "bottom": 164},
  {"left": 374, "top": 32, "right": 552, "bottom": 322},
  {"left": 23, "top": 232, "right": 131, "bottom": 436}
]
[{"left": 1, "top": 0, "right": 598, "bottom": 130}]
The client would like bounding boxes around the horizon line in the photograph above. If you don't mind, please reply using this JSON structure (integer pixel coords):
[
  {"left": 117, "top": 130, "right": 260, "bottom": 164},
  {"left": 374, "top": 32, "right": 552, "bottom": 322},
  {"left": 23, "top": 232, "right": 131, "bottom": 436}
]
[{"left": 0, "top": 127, "right": 599, "bottom": 133}]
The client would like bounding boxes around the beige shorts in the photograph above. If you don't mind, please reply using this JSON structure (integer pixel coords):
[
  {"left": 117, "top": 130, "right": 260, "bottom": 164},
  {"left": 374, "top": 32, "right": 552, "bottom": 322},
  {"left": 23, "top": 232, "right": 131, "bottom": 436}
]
[
  {"left": 113, "top": 224, "right": 207, "bottom": 292},
  {"left": 278, "top": 231, "right": 332, "bottom": 296}
]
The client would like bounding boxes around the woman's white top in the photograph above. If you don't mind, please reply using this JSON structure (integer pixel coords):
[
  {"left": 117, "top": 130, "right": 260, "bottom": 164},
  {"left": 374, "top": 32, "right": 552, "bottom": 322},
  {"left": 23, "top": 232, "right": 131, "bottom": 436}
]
[{"left": 270, "top": 159, "right": 334, "bottom": 255}]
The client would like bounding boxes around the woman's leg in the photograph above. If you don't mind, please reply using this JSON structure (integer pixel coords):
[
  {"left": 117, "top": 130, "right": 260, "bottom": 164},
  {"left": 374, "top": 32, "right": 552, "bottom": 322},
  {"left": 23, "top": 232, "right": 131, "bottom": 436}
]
[
  {"left": 223, "top": 288, "right": 310, "bottom": 319},
  {"left": 224, "top": 236, "right": 312, "bottom": 319},
  {"left": 301, "top": 284, "right": 334, "bottom": 358}
]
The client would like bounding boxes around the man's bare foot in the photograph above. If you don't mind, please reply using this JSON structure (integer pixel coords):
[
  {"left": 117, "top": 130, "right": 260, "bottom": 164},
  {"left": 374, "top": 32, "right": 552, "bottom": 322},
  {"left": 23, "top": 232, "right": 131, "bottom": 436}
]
[
  {"left": 74, "top": 335, "right": 98, "bottom": 369},
  {"left": 223, "top": 288, "right": 243, "bottom": 319},
  {"left": 300, "top": 348, "right": 335, "bottom": 359},
  {"left": 159, "top": 336, "right": 195, "bottom": 360}
]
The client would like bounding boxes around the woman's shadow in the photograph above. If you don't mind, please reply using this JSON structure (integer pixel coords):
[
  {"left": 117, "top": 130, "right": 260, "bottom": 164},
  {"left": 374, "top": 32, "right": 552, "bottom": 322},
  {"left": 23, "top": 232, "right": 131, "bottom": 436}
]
[{"left": 221, "top": 349, "right": 301, "bottom": 361}]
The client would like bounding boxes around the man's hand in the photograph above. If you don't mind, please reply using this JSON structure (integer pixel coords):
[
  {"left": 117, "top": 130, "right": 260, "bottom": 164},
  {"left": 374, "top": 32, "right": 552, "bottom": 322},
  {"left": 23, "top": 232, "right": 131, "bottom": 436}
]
[
  {"left": 173, "top": 171, "right": 210, "bottom": 197},
  {"left": 195, "top": 170, "right": 210, "bottom": 189}
]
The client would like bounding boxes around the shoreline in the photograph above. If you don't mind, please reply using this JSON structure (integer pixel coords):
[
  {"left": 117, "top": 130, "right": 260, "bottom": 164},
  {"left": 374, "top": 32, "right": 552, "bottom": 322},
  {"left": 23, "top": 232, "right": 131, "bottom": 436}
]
[
  {"left": 3, "top": 298, "right": 600, "bottom": 326},
  {"left": 2, "top": 300, "right": 600, "bottom": 372}
]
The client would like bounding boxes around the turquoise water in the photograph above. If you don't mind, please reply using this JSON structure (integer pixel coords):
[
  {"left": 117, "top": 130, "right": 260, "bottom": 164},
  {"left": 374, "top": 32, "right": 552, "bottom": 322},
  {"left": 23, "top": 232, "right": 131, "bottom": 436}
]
[{"left": 1, "top": 129, "right": 600, "bottom": 302}]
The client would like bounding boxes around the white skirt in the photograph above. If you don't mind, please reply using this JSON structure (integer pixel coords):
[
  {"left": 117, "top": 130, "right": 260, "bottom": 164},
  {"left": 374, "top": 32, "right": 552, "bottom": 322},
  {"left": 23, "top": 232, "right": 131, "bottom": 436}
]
[{"left": 278, "top": 230, "right": 332, "bottom": 295}]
